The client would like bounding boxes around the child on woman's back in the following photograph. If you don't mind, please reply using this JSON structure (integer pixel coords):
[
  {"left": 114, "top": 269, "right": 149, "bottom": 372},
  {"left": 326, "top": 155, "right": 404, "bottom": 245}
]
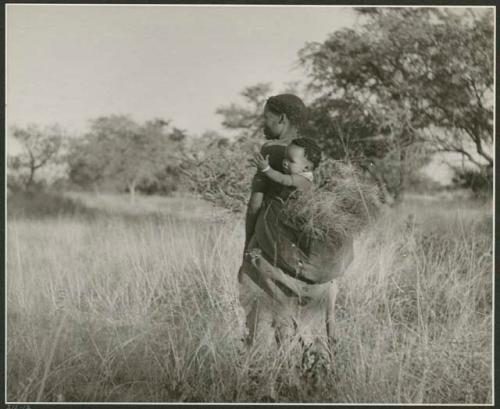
[{"left": 250, "top": 137, "right": 322, "bottom": 192}]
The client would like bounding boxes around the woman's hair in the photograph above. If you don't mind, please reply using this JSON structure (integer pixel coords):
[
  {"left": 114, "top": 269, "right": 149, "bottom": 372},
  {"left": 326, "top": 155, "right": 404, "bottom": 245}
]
[
  {"left": 291, "top": 137, "right": 322, "bottom": 169},
  {"left": 265, "top": 94, "right": 307, "bottom": 127}
]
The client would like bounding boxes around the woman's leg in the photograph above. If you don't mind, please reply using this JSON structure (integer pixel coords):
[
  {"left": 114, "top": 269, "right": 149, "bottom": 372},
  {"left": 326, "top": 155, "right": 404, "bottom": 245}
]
[
  {"left": 325, "top": 279, "right": 339, "bottom": 344},
  {"left": 244, "top": 298, "right": 260, "bottom": 346}
]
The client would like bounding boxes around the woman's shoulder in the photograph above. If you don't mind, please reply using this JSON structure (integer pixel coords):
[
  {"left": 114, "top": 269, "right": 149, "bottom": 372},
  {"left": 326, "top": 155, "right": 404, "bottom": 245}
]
[
  {"left": 261, "top": 140, "right": 288, "bottom": 152},
  {"left": 261, "top": 142, "right": 287, "bottom": 159}
]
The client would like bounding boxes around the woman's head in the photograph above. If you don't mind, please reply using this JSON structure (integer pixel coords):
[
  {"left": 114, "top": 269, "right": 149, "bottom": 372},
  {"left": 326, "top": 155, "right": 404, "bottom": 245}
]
[
  {"left": 263, "top": 94, "right": 307, "bottom": 140},
  {"left": 283, "top": 137, "right": 322, "bottom": 174}
]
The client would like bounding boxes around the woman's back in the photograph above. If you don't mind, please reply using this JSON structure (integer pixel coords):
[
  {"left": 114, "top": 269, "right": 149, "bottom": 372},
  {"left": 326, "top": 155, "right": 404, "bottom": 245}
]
[{"left": 254, "top": 183, "right": 353, "bottom": 285}]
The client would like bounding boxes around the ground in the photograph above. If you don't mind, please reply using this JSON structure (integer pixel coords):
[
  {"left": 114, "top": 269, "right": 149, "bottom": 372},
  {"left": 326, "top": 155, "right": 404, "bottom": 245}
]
[{"left": 6, "top": 191, "right": 493, "bottom": 403}]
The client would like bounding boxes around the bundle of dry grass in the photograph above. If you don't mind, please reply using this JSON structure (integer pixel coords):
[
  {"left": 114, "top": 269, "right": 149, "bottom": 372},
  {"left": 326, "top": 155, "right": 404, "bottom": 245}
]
[{"left": 284, "top": 159, "right": 382, "bottom": 242}]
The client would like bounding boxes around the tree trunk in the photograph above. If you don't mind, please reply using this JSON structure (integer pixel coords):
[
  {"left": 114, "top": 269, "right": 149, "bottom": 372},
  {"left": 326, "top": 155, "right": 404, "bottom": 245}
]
[
  {"left": 129, "top": 181, "right": 136, "bottom": 205},
  {"left": 394, "top": 145, "right": 406, "bottom": 205},
  {"left": 25, "top": 164, "right": 36, "bottom": 190},
  {"left": 364, "top": 164, "right": 396, "bottom": 206}
]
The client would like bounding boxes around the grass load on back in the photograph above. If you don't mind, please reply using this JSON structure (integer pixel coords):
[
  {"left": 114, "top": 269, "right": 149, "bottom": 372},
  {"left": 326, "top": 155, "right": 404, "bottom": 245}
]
[
  {"left": 181, "top": 135, "right": 382, "bottom": 243},
  {"left": 284, "top": 159, "right": 382, "bottom": 243}
]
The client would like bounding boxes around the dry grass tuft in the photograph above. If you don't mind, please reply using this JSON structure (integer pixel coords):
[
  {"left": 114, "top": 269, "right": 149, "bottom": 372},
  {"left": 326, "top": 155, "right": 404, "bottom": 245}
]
[{"left": 285, "top": 160, "right": 382, "bottom": 242}]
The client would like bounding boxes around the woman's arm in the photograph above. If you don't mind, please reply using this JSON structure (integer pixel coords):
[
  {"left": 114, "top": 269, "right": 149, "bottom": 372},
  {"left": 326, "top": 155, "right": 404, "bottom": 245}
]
[{"left": 244, "top": 189, "right": 263, "bottom": 253}]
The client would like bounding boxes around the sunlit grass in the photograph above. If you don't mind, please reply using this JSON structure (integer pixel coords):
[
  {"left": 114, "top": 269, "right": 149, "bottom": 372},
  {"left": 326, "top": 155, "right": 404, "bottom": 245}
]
[{"left": 6, "top": 194, "right": 492, "bottom": 403}]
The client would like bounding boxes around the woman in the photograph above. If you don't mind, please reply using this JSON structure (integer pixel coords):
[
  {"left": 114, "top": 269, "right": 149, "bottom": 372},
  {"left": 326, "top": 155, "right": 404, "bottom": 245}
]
[{"left": 238, "top": 95, "right": 354, "bottom": 349}]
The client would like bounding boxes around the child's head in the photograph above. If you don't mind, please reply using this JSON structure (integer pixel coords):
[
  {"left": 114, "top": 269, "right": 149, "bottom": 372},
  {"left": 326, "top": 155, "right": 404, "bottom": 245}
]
[{"left": 283, "top": 138, "right": 322, "bottom": 174}]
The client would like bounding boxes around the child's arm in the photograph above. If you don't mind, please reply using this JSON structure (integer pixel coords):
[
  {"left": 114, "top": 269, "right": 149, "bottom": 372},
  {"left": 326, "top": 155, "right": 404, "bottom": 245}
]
[{"left": 250, "top": 152, "right": 311, "bottom": 190}]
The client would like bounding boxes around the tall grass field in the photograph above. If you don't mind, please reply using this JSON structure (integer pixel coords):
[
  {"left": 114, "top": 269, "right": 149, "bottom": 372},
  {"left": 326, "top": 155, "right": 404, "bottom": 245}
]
[{"left": 6, "top": 192, "right": 493, "bottom": 403}]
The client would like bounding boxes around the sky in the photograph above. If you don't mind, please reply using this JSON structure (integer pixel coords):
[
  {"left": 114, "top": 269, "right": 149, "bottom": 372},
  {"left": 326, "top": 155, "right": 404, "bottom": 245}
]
[
  {"left": 6, "top": 4, "right": 358, "bottom": 144},
  {"left": 6, "top": 5, "right": 492, "bottom": 185}
]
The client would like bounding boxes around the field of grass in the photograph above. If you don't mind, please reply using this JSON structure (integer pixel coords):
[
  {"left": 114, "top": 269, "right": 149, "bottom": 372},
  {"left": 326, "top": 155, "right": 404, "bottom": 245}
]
[{"left": 6, "top": 192, "right": 493, "bottom": 403}]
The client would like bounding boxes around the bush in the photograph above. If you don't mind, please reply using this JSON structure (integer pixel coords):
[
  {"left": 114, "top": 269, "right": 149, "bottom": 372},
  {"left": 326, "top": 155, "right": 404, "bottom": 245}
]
[
  {"left": 451, "top": 167, "right": 493, "bottom": 198},
  {"left": 136, "top": 169, "right": 181, "bottom": 196},
  {"left": 7, "top": 189, "right": 95, "bottom": 219},
  {"left": 180, "top": 138, "right": 258, "bottom": 213}
]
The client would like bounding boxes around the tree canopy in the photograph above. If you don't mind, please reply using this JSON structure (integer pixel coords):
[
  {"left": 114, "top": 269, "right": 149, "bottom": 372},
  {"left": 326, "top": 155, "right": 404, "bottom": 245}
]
[
  {"left": 8, "top": 124, "right": 65, "bottom": 190},
  {"left": 299, "top": 7, "right": 493, "bottom": 201},
  {"left": 216, "top": 83, "right": 272, "bottom": 141},
  {"left": 67, "top": 115, "right": 185, "bottom": 201}
]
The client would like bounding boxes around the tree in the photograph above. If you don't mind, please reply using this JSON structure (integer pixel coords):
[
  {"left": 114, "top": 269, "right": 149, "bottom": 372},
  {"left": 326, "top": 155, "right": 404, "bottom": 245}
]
[
  {"left": 67, "top": 115, "right": 184, "bottom": 203},
  {"left": 8, "top": 124, "right": 64, "bottom": 190},
  {"left": 136, "top": 124, "right": 187, "bottom": 196},
  {"left": 216, "top": 82, "right": 272, "bottom": 140},
  {"left": 299, "top": 7, "right": 493, "bottom": 201},
  {"left": 66, "top": 137, "right": 105, "bottom": 193}
]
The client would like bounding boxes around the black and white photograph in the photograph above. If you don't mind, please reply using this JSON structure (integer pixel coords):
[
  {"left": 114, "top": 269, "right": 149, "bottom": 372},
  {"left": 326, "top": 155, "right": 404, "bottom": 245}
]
[{"left": 5, "top": 3, "right": 495, "bottom": 405}]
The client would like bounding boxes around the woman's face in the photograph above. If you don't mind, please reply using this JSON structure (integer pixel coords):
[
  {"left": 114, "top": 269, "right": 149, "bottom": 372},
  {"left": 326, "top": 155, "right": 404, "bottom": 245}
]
[{"left": 262, "top": 105, "right": 284, "bottom": 140}]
